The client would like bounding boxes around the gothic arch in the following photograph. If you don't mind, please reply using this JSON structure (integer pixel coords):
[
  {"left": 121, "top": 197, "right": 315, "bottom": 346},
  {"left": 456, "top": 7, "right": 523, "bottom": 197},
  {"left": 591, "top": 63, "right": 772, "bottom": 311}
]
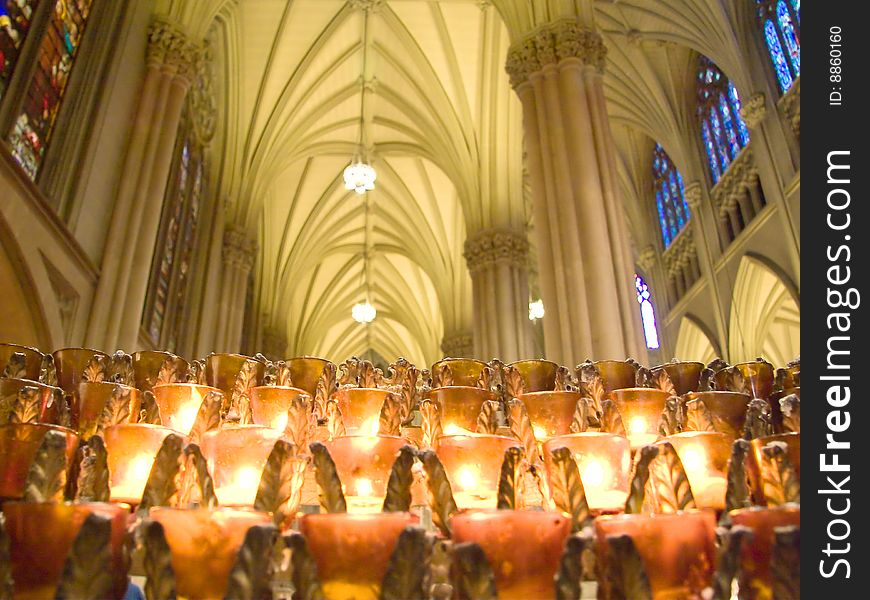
[
  {"left": 728, "top": 254, "right": 799, "bottom": 366},
  {"left": 0, "top": 214, "right": 52, "bottom": 348},
  {"left": 673, "top": 314, "right": 718, "bottom": 363}
]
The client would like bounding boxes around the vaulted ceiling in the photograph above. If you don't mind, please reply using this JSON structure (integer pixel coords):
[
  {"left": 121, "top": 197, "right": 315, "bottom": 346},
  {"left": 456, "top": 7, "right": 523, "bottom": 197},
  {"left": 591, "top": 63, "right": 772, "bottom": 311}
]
[{"left": 155, "top": 0, "right": 758, "bottom": 365}]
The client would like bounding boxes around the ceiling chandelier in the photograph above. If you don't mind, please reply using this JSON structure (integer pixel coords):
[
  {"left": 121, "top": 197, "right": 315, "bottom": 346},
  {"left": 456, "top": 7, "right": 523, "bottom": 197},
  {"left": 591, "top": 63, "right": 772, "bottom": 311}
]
[
  {"left": 528, "top": 299, "right": 545, "bottom": 320},
  {"left": 352, "top": 180, "right": 377, "bottom": 324},
  {"left": 343, "top": 6, "right": 375, "bottom": 195},
  {"left": 351, "top": 300, "right": 376, "bottom": 324}
]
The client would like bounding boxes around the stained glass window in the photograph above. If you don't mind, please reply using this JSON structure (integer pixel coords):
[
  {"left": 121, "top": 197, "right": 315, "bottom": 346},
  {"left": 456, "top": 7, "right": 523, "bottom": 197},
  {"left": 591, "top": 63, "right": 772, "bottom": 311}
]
[
  {"left": 635, "top": 274, "right": 660, "bottom": 349},
  {"left": 697, "top": 56, "right": 750, "bottom": 184},
  {"left": 0, "top": 0, "right": 39, "bottom": 100},
  {"left": 652, "top": 143, "right": 690, "bottom": 248},
  {"left": 756, "top": 0, "right": 800, "bottom": 93},
  {"left": 142, "top": 124, "right": 204, "bottom": 351},
  {"left": 9, "top": 0, "right": 93, "bottom": 180}
]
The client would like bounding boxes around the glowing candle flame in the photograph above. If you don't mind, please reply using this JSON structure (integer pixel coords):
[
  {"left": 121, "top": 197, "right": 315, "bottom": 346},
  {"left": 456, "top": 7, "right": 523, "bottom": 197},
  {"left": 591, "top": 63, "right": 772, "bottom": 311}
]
[
  {"left": 358, "top": 416, "right": 380, "bottom": 437},
  {"left": 443, "top": 423, "right": 474, "bottom": 435},
  {"left": 456, "top": 465, "right": 480, "bottom": 491},
  {"left": 533, "top": 425, "right": 548, "bottom": 440},
  {"left": 629, "top": 416, "right": 648, "bottom": 435},
  {"left": 355, "top": 478, "right": 374, "bottom": 497},
  {"left": 580, "top": 457, "right": 611, "bottom": 490},
  {"left": 234, "top": 466, "right": 261, "bottom": 490},
  {"left": 130, "top": 454, "right": 154, "bottom": 482}
]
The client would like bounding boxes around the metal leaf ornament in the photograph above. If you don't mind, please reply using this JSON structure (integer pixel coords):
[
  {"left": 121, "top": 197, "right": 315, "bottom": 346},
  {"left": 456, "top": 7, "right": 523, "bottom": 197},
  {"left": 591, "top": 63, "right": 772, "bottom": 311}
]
[
  {"left": 432, "top": 363, "right": 453, "bottom": 388},
  {"left": 39, "top": 353, "right": 58, "bottom": 386},
  {"left": 647, "top": 442, "right": 696, "bottom": 513},
  {"left": 382, "top": 445, "right": 417, "bottom": 512},
  {"left": 358, "top": 359, "right": 378, "bottom": 388},
  {"left": 420, "top": 450, "right": 458, "bottom": 537},
  {"left": 284, "top": 532, "right": 325, "bottom": 600},
  {"left": 555, "top": 365, "right": 576, "bottom": 391},
  {"left": 743, "top": 398, "right": 772, "bottom": 440},
  {"left": 652, "top": 369, "right": 676, "bottom": 395},
  {"left": 657, "top": 395, "right": 682, "bottom": 436},
  {"left": 0, "top": 514, "right": 12, "bottom": 599},
  {"left": 381, "top": 526, "right": 429, "bottom": 600},
  {"left": 624, "top": 445, "right": 659, "bottom": 514},
  {"left": 95, "top": 386, "right": 132, "bottom": 436},
  {"left": 283, "top": 393, "right": 314, "bottom": 451},
  {"left": 254, "top": 440, "right": 306, "bottom": 525},
  {"left": 507, "top": 398, "right": 539, "bottom": 464},
  {"left": 56, "top": 391, "right": 72, "bottom": 428},
  {"left": 23, "top": 429, "right": 68, "bottom": 502},
  {"left": 378, "top": 392, "right": 403, "bottom": 436},
  {"left": 178, "top": 443, "right": 218, "bottom": 508},
  {"left": 81, "top": 355, "right": 107, "bottom": 383},
  {"left": 2, "top": 352, "right": 27, "bottom": 379},
  {"left": 54, "top": 513, "right": 115, "bottom": 600},
  {"left": 108, "top": 351, "right": 134, "bottom": 385},
  {"left": 420, "top": 398, "right": 442, "bottom": 449},
  {"left": 75, "top": 435, "right": 110, "bottom": 502},
  {"left": 760, "top": 442, "right": 800, "bottom": 505},
  {"left": 711, "top": 525, "right": 752, "bottom": 600},
  {"left": 496, "top": 446, "right": 525, "bottom": 510},
  {"left": 224, "top": 524, "right": 278, "bottom": 600},
  {"left": 230, "top": 360, "right": 258, "bottom": 424},
  {"left": 309, "top": 441, "right": 347, "bottom": 513},
  {"left": 138, "top": 433, "right": 185, "bottom": 510},
  {"left": 780, "top": 393, "right": 800, "bottom": 433},
  {"left": 475, "top": 399, "right": 500, "bottom": 435},
  {"left": 548, "top": 446, "right": 590, "bottom": 531},
  {"left": 723, "top": 439, "right": 752, "bottom": 514},
  {"left": 504, "top": 365, "right": 525, "bottom": 400},
  {"left": 599, "top": 400, "right": 626, "bottom": 436},
  {"left": 142, "top": 520, "right": 176, "bottom": 600},
  {"left": 476, "top": 365, "right": 493, "bottom": 392},
  {"left": 604, "top": 535, "right": 653, "bottom": 600},
  {"left": 313, "top": 362, "right": 336, "bottom": 422},
  {"left": 569, "top": 397, "right": 590, "bottom": 433},
  {"left": 450, "top": 542, "right": 497, "bottom": 600},
  {"left": 337, "top": 357, "right": 360, "bottom": 387},
  {"left": 155, "top": 356, "right": 181, "bottom": 386},
  {"left": 139, "top": 390, "right": 161, "bottom": 425},
  {"left": 771, "top": 526, "right": 800, "bottom": 599},
  {"left": 555, "top": 532, "right": 593, "bottom": 600},
  {"left": 10, "top": 385, "right": 42, "bottom": 424},
  {"left": 685, "top": 399, "right": 715, "bottom": 432},
  {"left": 324, "top": 399, "right": 346, "bottom": 440},
  {"left": 188, "top": 390, "right": 222, "bottom": 444}
]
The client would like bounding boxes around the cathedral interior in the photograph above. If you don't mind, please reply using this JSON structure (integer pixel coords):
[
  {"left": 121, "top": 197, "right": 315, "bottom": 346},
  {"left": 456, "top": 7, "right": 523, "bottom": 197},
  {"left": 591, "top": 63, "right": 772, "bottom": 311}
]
[{"left": 0, "top": 0, "right": 800, "bottom": 598}]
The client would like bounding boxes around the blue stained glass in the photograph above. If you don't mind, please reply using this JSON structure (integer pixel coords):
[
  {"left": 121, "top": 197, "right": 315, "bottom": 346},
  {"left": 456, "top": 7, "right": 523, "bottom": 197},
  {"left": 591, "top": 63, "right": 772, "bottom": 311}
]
[
  {"left": 727, "top": 83, "right": 750, "bottom": 146},
  {"left": 763, "top": 19, "right": 793, "bottom": 92},
  {"left": 653, "top": 143, "right": 690, "bottom": 247},
  {"left": 776, "top": 1, "right": 800, "bottom": 74},
  {"left": 790, "top": 0, "right": 799, "bottom": 23},
  {"left": 709, "top": 109, "right": 729, "bottom": 173},
  {"left": 701, "top": 120, "right": 721, "bottom": 182},
  {"left": 718, "top": 96, "right": 741, "bottom": 160}
]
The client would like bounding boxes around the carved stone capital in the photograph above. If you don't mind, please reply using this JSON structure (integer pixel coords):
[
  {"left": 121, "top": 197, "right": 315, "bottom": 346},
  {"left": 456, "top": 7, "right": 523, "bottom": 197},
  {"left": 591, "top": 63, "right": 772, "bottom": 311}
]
[
  {"left": 711, "top": 146, "right": 758, "bottom": 216},
  {"left": 662, "top": 228, "right": 697, "bottom": 279},
  {"left": 739, "top": 93, "right": 767, "bottom": 129},
  {"left": 223, "top": 224, "right": 258, "bottom": 271},
  {"left": 463, "top": 228, "right": 530, "bottom": 274},
  {"left": 683, "top": 181, "right": 703, "bottom": 210},
  {"left": 637, "top": 246, "right": 657, "bottom": 272},
  {"left": 505, "top": 20, "right": 606, "bottom": 88},
  {"left": 441, "top": 331, "right": 474, "bottom": 359},
  {"left": 147, "top": 18, "right": 201, "bottom": 83}
]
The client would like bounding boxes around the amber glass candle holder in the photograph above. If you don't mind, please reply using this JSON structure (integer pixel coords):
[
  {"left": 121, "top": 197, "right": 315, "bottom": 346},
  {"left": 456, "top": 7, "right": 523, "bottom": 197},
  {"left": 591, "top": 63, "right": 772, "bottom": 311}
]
[
  {"left": 204, "top": 353, "right": 266, "bottom": 400},
  {"left": 51, "top": 347, "right": 109, "bottom": 395},
  {"left": 0, "top": 423, "right": 79, "bottom": 500},
  {"left": 651, "top": 361, "right": 705, "bottom": 395},
  {"left": 0, "top": 342, "right": 44, "bottom": 380},
  {"left": 104, "top": 423, "right": 178, "bottom": 504},
  {"left": 508, "top": 359, "right": 559, "bottom": 392},
  {"left": 451, "top": 509, "right": 571, "bottom": 599},
  {"left": 609, "top": 388, "right": 670, "bottom": 450},
  {"left": 683, "top": 391, "right": 751, "bottom": 437},
  {"left": 286, "top": 356, "right": 331, "bottom": 395},
  {"left": 150, "top": 507, "right": 272, "bottom": 599},
  {"left": 0, "top": 378, "right": 64, "bottom": 425},
  {"left": 594, "top": 360, "right": 638, "bottom": 393},
  {"left": 430, "top": 358, "right": 489, "bottom": 387},
  {"left": 201, "top": 425, "right": 284, "bottom": 506},
  {"left": 658, "top": 432, "right": 731, "bottom": 510},
  {"left": 76, "top": 381, "right": 142, "bottom": 437},
  {"left": 594, "top": 510, "right": 717, "bottom": 600},
  {"left": 747, "top": 432, "right": 800, "bottom": 506},
  {"left": 729, "top": 505, "right": 801, "bottom": 600},
  {"left": 323, "top": 435, "right": 406, "bottom": 513},
  {"left": 250, "top": 385, "right": 310, "bottom": 431},
  {"left": 714, "top": 360, "right": 775, "bottom": 400},
  {"left": 299, "top": 512, "right": 419, "bottom": 600},
  {"left": 518, "top": 390, "right": 581, "bottom": 440},
  {"left": 152, "top": 382, "right": 224, "bottom": 435},
  {"left": 131, "top": 350, "right": 189, "bottom": 392},
  {"left": 2, "top": 501, "right": 131, "bottom": 600},
  {"left": 543, "top": 433, "right": 631, "bottom": 513},
  {"left": 332, "top": 387, "right": 392, "bottom": 435},
  {"left": 436, "top": 434, "right": 520, "bottom": 509},
  {"left": 426, "top": 386, "right": 497, "bottom": 434}
]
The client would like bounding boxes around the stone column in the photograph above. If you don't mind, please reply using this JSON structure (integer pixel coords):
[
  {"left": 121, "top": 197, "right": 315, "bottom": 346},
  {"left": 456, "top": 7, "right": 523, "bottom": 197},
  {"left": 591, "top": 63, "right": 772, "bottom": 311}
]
[
  {"left": 463, "top": 228, "right": 536, "bottom": 362},
  {"left": 213, "top": 224, "right": 257, "bottom": 353},
  {"left": 440, "top": 331, "right": 474, "bottom": 359},
  {"left": 505, "top": 21, "right": 646, "bottom": 365},
  {"left": 86, "top": 18, "right": 200, "bottom": 351}
]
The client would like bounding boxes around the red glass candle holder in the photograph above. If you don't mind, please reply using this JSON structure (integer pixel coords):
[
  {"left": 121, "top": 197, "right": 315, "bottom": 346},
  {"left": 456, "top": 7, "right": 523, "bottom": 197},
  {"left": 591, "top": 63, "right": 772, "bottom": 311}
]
[
  {"left": 594, "top": 360, "right": 638, "bottom": 393},
  {"left": 508, "top": 359, "right": 559, "bottom": 392},
  {"left": 200, "top": 425, "right": 284, "bottom": 506},
  {"left": 103, "top": 423, "right": 178, "bottom": 504},
  {"left": 150, "top": 507, "right": 272, "bottom": 599},
  {"left": 594, "top": 510, "right": 717, "bottom": 599},
  {"left": 250, "top": 385, "right": 310, "bottom": 431},
  {"left": 51, "top": 347, "right": 109, "bottom": 395},
  {"left": 651, "top": 361, "right": 705, "bottom": 395},
  {"left": 0, "top": 423, "right": 79, "bottom": 500},
  {"left": 518, "top": 390, "right": 581, "bottom": 440},
  {"left": 435, "top": 434, "right": 520, "bottom": 510},
  {"left": 430, "top": 358, "right": 489, "bottom": 387},
  {"left": 543, "top": 433, "right": 631, "bottom": 513},
  {"left": 683, "top": 391, "right": 751, "bottom": 438},
  {"left": 608, "top": 388, "right": 670, "bottom": 450},
  {"left": 2, "top": 501, "right": 131, "bottom": 600},
  {"left": 76, "top": 381, "right": 142, "bottom": 438},
  {"left": 747, "top": 432, "right": 800, "bottom": 506},
  {"left": 729, "top": 505, "right": 800, "bottom": 600},
  {"left": 0, "top": 342, "right": 44, "bottom": 380},
  {"left": 714, "top": 361, "right": 774, "bottom": 400},
  {"left": 299, "top": 512, "right": 419, "bottom": 600},
  {"left": 286, "top": 356, "right": 331, "bottom": 396},
  {"left": 204, "top": 353, "right": 266, "bottom": 402},
  {"left": 451, "top": 509, "right": 571, "bottom": 599},
  {"left": 152, "top": 382, "right": 224, "bottom": 435},
  {"left": 0, "top": 378, "right": 64, "bottom": 425},
  {"left": 131, "top": 350, "right": 189, "bottom": 393},
  {"left": 658, "top": 432, "right": 732, "bottom": 511},
  {"left": 426, "top": 386, "right": 497, "bottom": 434},
  {"left": 323, "top": 435, "right": 406, "bottom": 513}
]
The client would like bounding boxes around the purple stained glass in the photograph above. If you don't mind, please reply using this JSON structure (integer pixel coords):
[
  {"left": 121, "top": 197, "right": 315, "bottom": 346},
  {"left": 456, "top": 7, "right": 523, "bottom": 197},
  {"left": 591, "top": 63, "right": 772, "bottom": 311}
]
[
  {"left": 776, "top": 1, "right": 800, "bottom": 74},
  {"left": 653, "top": 144, "right": 690, "bottom": 247},
  {"left": 764, "top": 19, "right": 793, "bottom": 92}
]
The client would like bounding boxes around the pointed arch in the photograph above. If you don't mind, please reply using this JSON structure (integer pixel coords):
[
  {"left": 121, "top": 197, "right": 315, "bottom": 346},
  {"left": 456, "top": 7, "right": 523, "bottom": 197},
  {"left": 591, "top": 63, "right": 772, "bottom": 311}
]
[{"left": 673, "top": 314, "right": 718, "bottom": 364}]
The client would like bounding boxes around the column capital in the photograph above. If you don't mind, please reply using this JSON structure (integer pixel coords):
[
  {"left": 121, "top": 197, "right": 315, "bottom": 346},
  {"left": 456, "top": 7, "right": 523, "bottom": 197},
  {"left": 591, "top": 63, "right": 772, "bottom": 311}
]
[
  {"left": 637, "top": 245, "right": 658, "bottom": 272},
  {"left": 739, "top": 92, "right": 767, "bottom": 129},
  {"left": 463, "top": 228, "right": 530, "bottom": 274},
  {"left": 441, "top": 331, "right": 474, "bottom": 359},
  {"left": 147, "top": 17, "right": 201, "bottom": 83},
  {"left": 684, "top": 181, "right": 703, "bottom": 210},
  {"left": 223, "top": 224, "right": 258, "bottom": 271},
  {"left": 505, "top": 19, "right": 606, "bottom": 88}
]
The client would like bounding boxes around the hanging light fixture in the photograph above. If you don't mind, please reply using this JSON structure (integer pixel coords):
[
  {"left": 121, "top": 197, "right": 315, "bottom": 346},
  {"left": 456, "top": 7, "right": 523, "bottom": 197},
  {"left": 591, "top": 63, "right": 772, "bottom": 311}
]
[
  {"left": 352, "top": 301, "right": 377, "bottom": 324},
  {"left": 343, "top": 6, "right": 376, "bottom": 195},
  {"left": 352, "top": 184, "right": 377, "bottom": 324},
  {"left": 529, "top": 299, "right": 545, "bottom": 321}
]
